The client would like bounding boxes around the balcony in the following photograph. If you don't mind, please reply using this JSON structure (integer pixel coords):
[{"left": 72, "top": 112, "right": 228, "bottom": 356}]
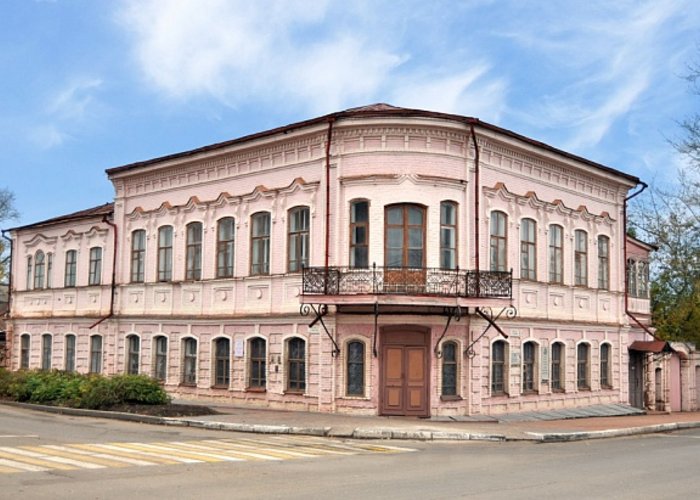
[{"left": 301, "top": 264, "right": 512, "bottom": 304}]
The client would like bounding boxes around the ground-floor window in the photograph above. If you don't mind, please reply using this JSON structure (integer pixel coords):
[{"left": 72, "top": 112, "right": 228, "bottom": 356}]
[
  {"left": 522, "top": 341, "right": 537, "bottom": 393},
  {"left": 20, "top": 334, "right": 30, "bottom": 369},
  {"left": 213, "top": 338, "right": 230, "bottom": 387},
  {"left": 248, "top": 337, "right": 266, "bottom": 389},
  {"left": 154, "top": 336, "right": 168, "bottom": 382},
  {"left": 65, "top": 334, "right": 76, "bottom": 372},
  {"left": 90, "top": 335, "right": 102, "bottom": 373},
  {"left": 551, "top": 342, "right": 564, "bottom": 391},
  {"left": 346, "top": 340, "right": 365, "bottom": 396},
  {"left": 126, "top": 335, "right": 140, "bottom": 375},
  {"left": 286, "top": 337, "right": 306, "bottom": 393},
  {"left": 41, "top": 334, "right": 52, "bottom": 371},
  {"left": 441, "top": 341, "right": 457, "bottom": 397},
  {"left": 182, "top": 338, "right": 197, "bottom": 385},
  {"left": 600, "top": 343, "right": 611, "bottom": 389},
  {"left": 577, "top": 343, "right": 590, "bottom": 390},
  {"left": 491, "top": 340, "right": 507, "bottom": 395}
]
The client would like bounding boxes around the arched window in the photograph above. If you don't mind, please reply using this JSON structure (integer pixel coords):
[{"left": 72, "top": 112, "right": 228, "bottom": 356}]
[
  {"left": 600, "top": 343, "right": 611, "bottom": 389},
  {"left": 574, "top": 230, "right": 588, "bottom": 286},
  {"left": 153, "top": 336, "right": 168, "bottom": 382},
  {"left": 216, "top": 217, "right": 235, "bottom": 278},
  {"left": 490, "top": 211, "right": 507, "bottom": 272},
  {"left": 549, "top": 225, "right": 563, "bottom": 284},
  {"left": 157, "top": 226, "right": 173, "bottom": 282},
  {"left": 20, "top": 334, "right": 30, "bottom": 369},
  {"left": 520, "top": 219, "right": 536, "bottom": 280},
  {"left": 248, "top": 337, "right": 267, "bottom": 389},
  {"left": 577, "top": 343, "right": 590, "bottom": 390},
  {"left": 34, "top": 251, "right": 45, "bottom": 289},
  {"left": 131, "top": 229, "right": 146, "bottom": 283},
  {"left": 213, "top": 338, "right": 231, "bottom": 387},
  {"left": 41, "top": 334, "right": 52, "bottom": 371},
  {"left": 185, "top": 222, "right": 203, "bottom": 280},
  {"left": 522, "top": 341, "right": 537, "bottom": 393},
  {"left": 288, "top": 206, "right": 310, "bottom": 272},
  {"left": 349, "top": 200, "right": 369, "bottom": 268},
  {"left": 89, "top": 335, "right": 103, "bottom": 373},
  {"left": 286, "top": 337, "right": 306, "bottom": 393},
  {"left": 250, "top": 212, "right": 271, "bottom": 275},
  {"left": 441, "top": 341, "right": 458, "bottom": 397},
  {"left": 65, "top": 334, "right": 76, "bottom": 372},
  {"left": 346, "top": 341, "right": 365, "bottom": 396},
  {"left": 491, "top": 340, "right": 507, "bottom": 395},
  {"left": 182, "top": 338, "right": 197, "bottom": 385},
  {"left": 551, "top": 342, "right": 565, "bottom": 392},
  {"left": 598, "top": 235, "right": 610, "bottom": 290},
  {"left": 64, "top": 250, "right": 77, "bottom": 287},
  {"left": 89, "top": 247, "right": 102, "bottom": 286},
  {"left": 440, "top": 202, "right": 457, "bottom": 270},
  {"left": 126, "top": 335, "right": 140, "bottom": 375}
]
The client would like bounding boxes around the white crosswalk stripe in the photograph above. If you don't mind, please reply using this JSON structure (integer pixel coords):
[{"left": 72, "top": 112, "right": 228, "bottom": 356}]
[{"left": 0, "top": 436, "right": 415, "bottom": 474}]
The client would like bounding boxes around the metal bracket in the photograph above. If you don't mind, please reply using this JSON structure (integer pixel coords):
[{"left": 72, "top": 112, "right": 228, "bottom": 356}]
[
  {"left": 372, "top": 302, "right": 379, "bottom": 357},
  {"left": 300, "top": 303, "right": 341, "bottom": 357},
  {"left": 465, "top": 305, "right": 517, "bottom": 358},
  {"left": 434, "top": 306, "right": 464, "bottom": 358}
]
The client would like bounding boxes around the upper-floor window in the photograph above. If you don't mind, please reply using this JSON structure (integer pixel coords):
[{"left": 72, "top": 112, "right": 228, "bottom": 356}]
[
  {"left": 520, "top": 219, "right": 536, "bottom": 281},
  {"left": 490, "top": 211, "right": 507, "bottom": 272},
  {"left": 627, "top": 259, "right": 650, "bottom": 298},
  {"left": 549, "top": 225, "right": 563, "bottom": 283},
  {"left": 288, "top": 206, "right": 309, "bottom": 273},
  {"left": 46, "top": 253, "right": 53, "bottom": 289},
  {"left": 88, "top": 247, "right": 102, "bottom": 286},
  {"left": 440, "top": 201, "right": 457, "bottom": 270},
  {"left": 385, "top": 204, "right": 425, "bottom": 268},
  {"left": 251, "top": 212, "right": 271, "bottom": 275},
  {"left": 216, "top": 217, "right": 235, "bottom": 278},
  {"left": 158, "top": 226, "right": 173, "bottom": 282},
  {"left": 131, "top": 229, "right": 146, "bottom": 283},
  {"left": 350, "top": 200, "right": 369, "bottom": 268},
  {"left": 598, "top": 235, "right": 610, "bottom": 290},
  {"left": 26, "top": 255, "right": 32, "bottom": 290},
  {"left": 574, "top": 230, "right": 588, "bottom": 286},
  {"left": 34, "top": 250, "right": 45, "bottom": 289},
  {"left": 185, "top": 222, "right": 203, "bottom": 281},
  {"left": 64, "top": 250, "right": 77, "bottom": 287}
]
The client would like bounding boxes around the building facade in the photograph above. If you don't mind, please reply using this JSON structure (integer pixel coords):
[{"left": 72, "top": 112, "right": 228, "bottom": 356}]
[{"left": 7, "top": 104, "right": 696, "bottom": 416}]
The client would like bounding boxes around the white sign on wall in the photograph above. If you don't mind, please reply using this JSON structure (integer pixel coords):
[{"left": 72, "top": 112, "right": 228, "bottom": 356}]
[{"left": 234, "top": 339, "right": 244, "bottom": 358}]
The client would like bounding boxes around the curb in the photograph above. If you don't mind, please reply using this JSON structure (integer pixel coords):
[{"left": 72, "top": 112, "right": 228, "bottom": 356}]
[{"left": 526, "top": 421, "right": 700, "bottom": 443}]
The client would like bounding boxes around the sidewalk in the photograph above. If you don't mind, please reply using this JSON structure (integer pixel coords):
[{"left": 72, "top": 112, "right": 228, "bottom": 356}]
[{"left": 8, "top": 399, "right": 700, "bottom": 443}]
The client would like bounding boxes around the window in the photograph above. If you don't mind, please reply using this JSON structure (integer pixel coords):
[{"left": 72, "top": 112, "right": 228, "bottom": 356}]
[
  {"left": 126, "top": 335, "right": 140, "bottom": 375},
  {"left": 286, "top": 337, "right": 306, "bottom": 393},
  {"left": 441, "top": 341, "right": 458, "bottom": 397},
  {"left": 248, "top": 337, "right": 266, "bottom": 389},
  {"left": 89, "top": 336, "right": 102, "bottom": 373},
  {"left": 574, "top": 230, "right": 588, "bottom": 286},
  {"left": 26, "top": 255, "right": 32, "bottom": 290},
  {"left": 213, "top": 338, "right": 230, "bottom": 387},
  {"left": 182, "top": 338, "right": 197, "bottom": 385},
  {"left": 64, "top": 250, "right": 77, "bottom": 287},
  {"left": 65, "top": 334, "right": 76, "bottom": 372},
  {"left": 551, "top": 342, "right": 564, "bottom": 392},
  {"left": 288, "top": 207, "right": 310, "bottom": 272},
  {"left": 577, "top": 343, "right": 590, "bottom": 390},
  {"left": 627, "top": 259, "right": 650, "bottom": 298},
  {"left": 490, "top": 211, "right": 507, "bottom": 272},
  {"left": 41, "top": 334, "right": 52, "bottom": 371},
  {"left": 34, "top": 251, "right": 45, "bottom": 289},
  {"left": 346, "top": 341, "right": 365, "bottom": 396},
  {"left": 90, "top": 335, "right": 102, "bottom": 373},
  {"left": 598, "top": 236, "right": 610, "bottom": 290},
  {"left": 522, "top": 342, "right": 536, "bottom": 393},
  {"left": 88, "top": 247, "right": 102, "bottom": 286},
  {"left": 216, "top": 217, "right": 235, "bottom": 278},
  {"left": 131, "top": 229, "right": 146, "bottom": 283},
  {"left": 250, "top": 212, "right": 271, "bottom": 275},
  {"left": 440, "top": 202, "right": 458, "bottom": 270},
  {"left": 600, "top": 343, "right": 611, "bottom": 388},
  {"left": 349, "top": 201, "right": 369, "bottom": 268},
  {"left": 154, "top": 336, "right": 168, "bottom": 382},
  {"left": 158, "top": 226, "right": 173, "bottom": 282},
  {"left": 46, "top": 253, "right": 53, "bottom": 289},
  {"left": 548, "top": 225, "right": 563, "bottom": 284},
  {"left": 185, "top": 222, "right": 203, "bottom": 280},
  {"left": 385, "top": 204, "right": 426, "bottom": 268},
  {"left": 20, "top": 334, "right": 30, "bottom": 369},
  {"left": 520, "top": 219, "right": 536, "bottom": 280},
  {"left": 491, "top": 340, "right": 507, "bottom": 395}
]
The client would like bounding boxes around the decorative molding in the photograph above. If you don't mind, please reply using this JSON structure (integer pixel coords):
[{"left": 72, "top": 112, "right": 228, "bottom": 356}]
[{"left": 24, "top": 233, "right": 58, "bottom": 248}]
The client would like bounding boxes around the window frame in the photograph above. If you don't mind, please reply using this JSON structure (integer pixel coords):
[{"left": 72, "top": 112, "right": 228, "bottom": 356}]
[
  {"left": 600, "top": 343, "right": 612, "bottom": 389},
  {"left": 550, "top": 342, "right": 565, "bottom": 392},
  {"left": 574, "top": 229, "right": 588, "bottom": 287},
  {"left": 126, "top": 335, "right": 140, "bottom": 375},
  {"left": 89, "top": 335, "right": 103, "bottom": 374},
  {"left": 349, "top": 200, "right": 369, "bottom": 268},
  {"left": 130, "top": 229, "right": 146, "bottom": 283},
  {"left": 520, "top": 218, "right": 537, "bottom": 281},
  {"left": 248, "top": 337, "right": 267, "bottom": 390},
  {"left": 577, "top": 342, "right": 590, "bottom": 390},
  {"left": 346, "top": 340, "right": 366, "bottom": 397},
  {"left": 213, "top": 337, "right": 231, "bottom": 388},
  {"left": 41, "top": 333, "right": 52, "bottom": 371},
  {"left": 384, "top": 203, "right": 426, "bottom": 268},
  {"left": 287, "top": 206, "right": 310, "bottom": 273},
  {"left": 216, "top": 217, "right": 236, "bottom": 278},
  {"left": 598, "top": 235, "right": 610, "bottom": 290},
  {"left": 182, "top": 337, "right": 198, "bottom": 386},
  {"left": 441, "top": 340, "right": 458, "bottom": 398},
  {"left": 26, "top": 255, "right": 32, "bottom": 290},
  {"left": 185, "top": 222, "right": 203, "bottom": 281},
  {"left": 88, "top": 247, "right": 103, "bottom": 286},
  {"left": 46, "top": 252, "right": 53, "bottom": 289},
  {"left": 20, "top": 334, "right": 30, "bottom": 369},
  {"left": 490, "top": 211, "right": 508, "bottom": 272},
  {"left": 34, "top": 250, "right": 45, "bottom": 289},
  {"left": 491, "top": 340, "right": 508, "bottom": 395},
  {"left": 153, "top": 336, "right": 168, "bottom": 382},
  {"left": 250, "top": 212, "right": 271, "bottom": 276},
  {"left": 64, "top": 250, "right": 77, "bottom": 287},
  {"left": 157, "top": 226, "right": 174, "bottom": 282},
  {"left": 286, "top": 337, "right": 306, "bottom": 393},
  {"left": 64, "top": 334, "right": 76, "bottom": 372},
  {"left": 522, "top": 341, "right": 537, "bottom": 394},
  {"left": 440, "top": 201, "right": 458, "bottom": 270}
]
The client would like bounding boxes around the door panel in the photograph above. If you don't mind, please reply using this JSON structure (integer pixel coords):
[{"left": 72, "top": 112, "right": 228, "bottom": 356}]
[
  {"left": 382, "top": 347, "right": 404, "bottom": 414},
  {"left": 380, "top": 339, "right": 428, "bottom": 417}
]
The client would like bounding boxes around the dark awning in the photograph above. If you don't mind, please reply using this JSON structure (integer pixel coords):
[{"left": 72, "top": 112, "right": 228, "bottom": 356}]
[{"left": 629, "top": 340, "right": 671, "bottom": 353}]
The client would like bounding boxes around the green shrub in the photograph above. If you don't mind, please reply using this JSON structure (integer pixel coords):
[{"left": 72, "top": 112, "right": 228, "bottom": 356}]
[{"left": 112, "top": 374, "right": 170, "bottom": 405}]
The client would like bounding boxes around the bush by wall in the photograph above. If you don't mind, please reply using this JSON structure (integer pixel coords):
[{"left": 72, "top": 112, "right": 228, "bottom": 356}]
[{"left": 0, "top": 368, "right": 170, "bottom": 409}]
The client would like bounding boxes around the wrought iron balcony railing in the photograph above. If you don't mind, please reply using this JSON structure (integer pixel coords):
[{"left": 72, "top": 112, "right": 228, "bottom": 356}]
[{"left": 301, "top": 264, "right": 512, "bottom": 299}]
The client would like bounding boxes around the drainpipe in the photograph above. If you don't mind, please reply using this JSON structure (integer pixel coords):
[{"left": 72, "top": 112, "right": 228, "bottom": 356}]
[
  {"left": 324, "top": 118, "right": 335, "bottom": 271},
  {"left": 469, "top": 124, "right": 481, "bottom": 295},
  {"left": 1, "top": 230, "right": 13, "bottom": 316},
  {"left": 623, "top": 181, "right": 660, "bottom": 340},
  {"left": 89, "top": 214, "right": 118, "bottom": 329}
]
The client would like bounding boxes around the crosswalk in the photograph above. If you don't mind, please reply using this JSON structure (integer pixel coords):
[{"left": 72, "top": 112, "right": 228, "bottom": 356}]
[{"left": 0, "top": 436, "right": 415, "bottom": 474}]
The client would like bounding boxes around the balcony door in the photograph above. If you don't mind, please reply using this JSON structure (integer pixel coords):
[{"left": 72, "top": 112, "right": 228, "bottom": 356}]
[{"left": 384, "top": 204, "right": 426, "bottom": 292}]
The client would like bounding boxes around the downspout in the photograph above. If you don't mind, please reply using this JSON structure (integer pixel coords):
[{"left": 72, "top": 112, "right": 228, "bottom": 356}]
[
  {"left": 469, "top": 124, "right": 481, "bottom": 295},
  {"left": 324, "top": 118, "right": 335, "bottom": 271},
  {"left": 1, "top": 230, "right": 13, "bottom": 317},
  {"left": 89, "top": 214, "right": 118, "bottom": 329},
  {"left": 623, "top": 181, "right": 660, "bottom": 340}
]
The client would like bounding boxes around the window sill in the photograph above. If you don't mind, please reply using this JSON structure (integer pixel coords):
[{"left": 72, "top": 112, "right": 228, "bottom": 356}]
[
  {"left": 284, "top": 390, "right": 305, "bottom": 395},
  {"left": 179, "top": 382, "right": 197, "bottom": 388},
  {"left": 600, "top": 385, "right": 613, "bottom": 391},
  {"left": 551, "top": 388, "right": 565, "bottom": 394},
  {"left": 246, "top": 387, "right": 267, "bottom": 393},
  {"left": 341, "top": 395, "right": 369, "bottom": 400},
  {"left": 521, "top": 390, "right": 539, "bottom": 396},
  {"left": 211, "top": 384, "right": 230, "bottom": 390},
  {"left": 440, "top": 395, "right": 462, "bottom": 402}
]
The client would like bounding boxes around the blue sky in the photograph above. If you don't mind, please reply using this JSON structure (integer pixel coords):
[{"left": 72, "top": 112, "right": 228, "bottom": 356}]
[{"left": 1, "top": 0, "right": 698, "bottom": 228}]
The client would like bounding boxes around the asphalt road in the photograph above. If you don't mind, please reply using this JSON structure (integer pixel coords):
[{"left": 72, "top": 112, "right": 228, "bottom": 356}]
[{"left": 1, "top": 405, "right": 698, "bottom": 499}]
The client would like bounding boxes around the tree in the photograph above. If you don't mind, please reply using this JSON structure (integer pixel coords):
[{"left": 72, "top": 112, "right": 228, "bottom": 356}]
[{"left": 0, "top": 188, "right": 19, "bottom": 284}]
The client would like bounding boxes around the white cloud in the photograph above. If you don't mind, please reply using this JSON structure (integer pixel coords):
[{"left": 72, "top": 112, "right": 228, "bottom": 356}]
[
  {"left": 30, "top": 124, "right": 70, "bottom": 149},
  {"left": 48, "top": 78, "right": 103, "bottom": 120}
]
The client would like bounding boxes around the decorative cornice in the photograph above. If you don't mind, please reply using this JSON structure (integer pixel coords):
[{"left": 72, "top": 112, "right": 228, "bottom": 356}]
[{"left": 24, "top": 234, "right": 58, "bottom": 248}]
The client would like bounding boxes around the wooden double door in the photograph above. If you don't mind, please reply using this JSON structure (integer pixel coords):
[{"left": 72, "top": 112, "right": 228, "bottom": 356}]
[{"left": 380, "top": 328, "right": 430, "bottom": 417}]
